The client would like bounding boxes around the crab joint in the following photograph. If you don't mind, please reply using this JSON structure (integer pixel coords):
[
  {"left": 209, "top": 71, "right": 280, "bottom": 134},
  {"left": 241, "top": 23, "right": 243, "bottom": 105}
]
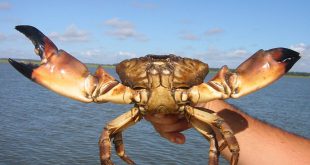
[
  {"left": 174, "top": 89, "right": 189, "bottom": 104},
  {"left": 187, "top": 86, "right": 200, "bottom": 104},
  {"left": 84, "top": 75, "right": 98, "bottom": 99},
  {"left": 138, "top": 106, "right": 147, "bottom": 115},
  {"left": 134, "top": 89, "right": 148, "bottom": 105},
  {"left": 133, "top": 92, "right": 141, "bottom": 103},
  {"left": 181, "top": 92, "right": 188, "bottom": 102},
  {"left": 178, "top": 105, "right": 186, "bottom": 115}
]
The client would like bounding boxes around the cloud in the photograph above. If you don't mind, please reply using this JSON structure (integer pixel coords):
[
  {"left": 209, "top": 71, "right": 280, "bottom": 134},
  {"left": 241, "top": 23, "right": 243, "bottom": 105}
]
[
  {"left": 49, "top": 25, "right": 90, "bottom": 42},
  {"left": 179, "top": 31, "right": 199, "bottom": 41},
  {"left": 194, "top": 45, "right": 310, "bottom": 72},
  {"left": 105, "top": 18, "right": 133, "bottom": 29},
  {"left": 0, "top": 33, "right": 6, "bottom": 41},
  {"left": 193, "top": 47, "right": 249, "bottom": 69},
  {"left": 290, "top": 43, "right": 310, "bottom": 72},
  {"left": 228, "top": 49, "right": 247, "bottom": 57},
  {"left": 290, "top": 43, "right": 307, "bottom": 54},
  {"left": 290, "top": 43, "right": 310, "bottom": 61},
  {"left": 0, "top": 2, "right": 11, "bottom": 10},
  {"left": 0, "top": 48, "right": 28, "bottom": 58},
  {"left": 74, "top": 47, "right": 138, "bottom": 65},
  {"left": 118, "top": 51, "right": 137, "bottom": 58},
  {"left": 179, "top": 28, "right": 224, "bottom": 41},
  {"left": 104, "top": 18, "right": 148, "bottom": 42},
  {"left": 0, "top": 33, "right": 23, "bottom": 42},
  {"left": 205, "top": 28, "right": 224, "bottom": 36},
  {"left": 81, "top": 49, "right": 102, "bottom": 58}
]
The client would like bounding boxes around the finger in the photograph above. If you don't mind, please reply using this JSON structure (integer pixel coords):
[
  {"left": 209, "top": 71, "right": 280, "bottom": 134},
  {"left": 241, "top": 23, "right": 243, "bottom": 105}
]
[
  {"left": 152, "top": 118, "right": 191, "bottom": 133},
  {"left": 159, "top": 132, "right": 186, "bottom": 144}
]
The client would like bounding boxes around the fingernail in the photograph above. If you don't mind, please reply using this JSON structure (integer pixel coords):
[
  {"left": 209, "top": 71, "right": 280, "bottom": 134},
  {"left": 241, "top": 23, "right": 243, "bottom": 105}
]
[
  {"left": 175, "top": 137, "right": 183, "bottom": 144},
  {"left": 170, "top": 138, "right": 176, "bottom": 143}
]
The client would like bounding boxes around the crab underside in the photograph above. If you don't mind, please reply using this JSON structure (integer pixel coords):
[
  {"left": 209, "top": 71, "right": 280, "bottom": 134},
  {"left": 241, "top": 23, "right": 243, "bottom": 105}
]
[{"left": 9, "top": 25, "right": 300, "bottom": 165}]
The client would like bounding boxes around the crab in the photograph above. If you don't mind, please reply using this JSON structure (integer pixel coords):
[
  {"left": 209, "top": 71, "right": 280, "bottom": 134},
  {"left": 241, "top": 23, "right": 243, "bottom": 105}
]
[{"left": 9, "top": 25, "right": 300, "bottom": 165}]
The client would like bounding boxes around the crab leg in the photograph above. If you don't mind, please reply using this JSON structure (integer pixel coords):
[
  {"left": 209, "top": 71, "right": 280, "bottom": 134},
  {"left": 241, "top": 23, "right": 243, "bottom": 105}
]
[
  {"left": 99, "top": 107, "right": 142, "bottom": 165},
  {"left": 185, "top": 106, "right": 239, "bottom": 165},
  {"left": 188, "top": 48, "right": 300, "bottom": 103},
  {"left": 186, "top": 111, "right": 220, "bottom": 165},
  {"left": 9, "top": 25, "right": 134, "bottom": 104}
]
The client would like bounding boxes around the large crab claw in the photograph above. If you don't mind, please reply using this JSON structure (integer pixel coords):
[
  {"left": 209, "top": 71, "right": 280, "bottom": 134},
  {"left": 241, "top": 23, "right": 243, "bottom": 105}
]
[
  {"left": 9, "top": 25, "right": 134, "bottom": 104},
  {"left": 189, "top": 48, "right": 300, "bottom": 103}
]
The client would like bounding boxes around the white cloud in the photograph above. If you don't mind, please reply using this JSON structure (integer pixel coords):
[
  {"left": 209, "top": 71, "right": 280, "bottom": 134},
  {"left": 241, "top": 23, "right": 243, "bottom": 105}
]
[
  {"left": 0, "top": 2, "right": 11, "bottom": 10},
  {"left": 290, "top": 43, "right": 307, "bottom": 54},
  {"left": 106, "top": 27, "right": 136, "bottom": 39},
  {"left": 0, "top": 48, "right": 28, "bottom": 59},
  {"left": 205, "top": 28, "right": 224, "bottom": 36},
  {"left": 194, "top": 45, "right": 309, "bottom": 72},
  {"left": 290, "top": 43, "right": 310, "bottom": 61},
  {"left": 49, "top": 25, "right": 90, "bottom": 42},
  {"left": 73, "top": 48, "right": 138, "bottom": 65},
  {"left": 0, "top": 33, "right": 25, "bottom": 42},
  {"left": 105, "top": 18, "right": 133, "bottom": 29},
  {"left": 0, "top": 33, "right": 6, "bottom": 41},
  {"left": 118, "top": 51, "right": 137, "bottom": 58},
  {"left": 81, "top": 49, "right": 102, "bottom": 58},
  {"left": 228, "top": 49, "right": 247, "bottom": 57},
  {"left": 104, "top": 18, "right": 148, "bottom": 42},
  {"left": 179, "top": 32, "right": 199, "bottom": 41},
  {"left": 179, "top": 28, "right": 224, "bottom": 41},
  {"left": 193, "top": 47, "right": 250, "bottom": 69},
  {"left": 289, "top": 43, "right": 310, "bottom": 72}
]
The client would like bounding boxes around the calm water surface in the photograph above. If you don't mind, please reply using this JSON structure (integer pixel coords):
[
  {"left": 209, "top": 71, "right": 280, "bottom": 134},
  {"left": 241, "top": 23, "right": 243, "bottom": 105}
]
[{"left": 0, "top": 63, "right": 309, "bottom": 165}]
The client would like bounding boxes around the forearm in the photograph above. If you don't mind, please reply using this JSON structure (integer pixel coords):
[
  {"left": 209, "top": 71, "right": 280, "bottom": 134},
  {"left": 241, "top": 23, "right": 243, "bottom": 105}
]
[{"left": 202, "top": 100, "right": 310, "bottom": 165}]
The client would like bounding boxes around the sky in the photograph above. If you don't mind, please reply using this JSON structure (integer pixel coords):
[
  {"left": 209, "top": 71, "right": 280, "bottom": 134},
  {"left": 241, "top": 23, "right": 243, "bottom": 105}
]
[{"left": 0, "top": 0, "right": 309, "bottom": 72}]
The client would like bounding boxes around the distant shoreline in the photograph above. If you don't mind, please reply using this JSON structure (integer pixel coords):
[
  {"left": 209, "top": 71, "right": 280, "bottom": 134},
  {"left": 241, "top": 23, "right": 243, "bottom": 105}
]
[
  {"left": 1, "top": 58, "right": 309, "bottom": 78},
  {"left": 0, "top": 58, "right": 115, "bottom": 68}
]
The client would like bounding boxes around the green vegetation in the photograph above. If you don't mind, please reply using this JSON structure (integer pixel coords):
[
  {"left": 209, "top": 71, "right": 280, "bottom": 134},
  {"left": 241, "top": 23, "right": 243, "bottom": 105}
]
[
  {"left": 1, "top": 58, "right": 309, "bottom": 78},
  {"left": 284, "top": 71, "right": 310, "bottom": 78}
]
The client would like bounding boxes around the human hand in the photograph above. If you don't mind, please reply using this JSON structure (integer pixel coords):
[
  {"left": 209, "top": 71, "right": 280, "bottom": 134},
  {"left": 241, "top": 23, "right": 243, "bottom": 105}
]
[
  {"left": 144, "top": 100, "right": 247, "bottom": 145},
  {"left": 144, "top": 113, "right": 191, "bottom": 144}
]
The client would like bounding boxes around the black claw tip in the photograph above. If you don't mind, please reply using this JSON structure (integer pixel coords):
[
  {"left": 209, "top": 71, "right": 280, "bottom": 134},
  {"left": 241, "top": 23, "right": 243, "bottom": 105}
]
[
  {"left": 15, "top": 25, "right": 58, "bottom": 59},
  {"left": 280, "top": 48, "right": 301, "bottom": 72},
  {"left": 8, "top": 58, "right": 35, "bottom": 80},
  {"left": 269, "top": 48, "right": 301, "bottom": 72},
  {"left": 15, "top": 25, "right": 46, "bottom": 47}
]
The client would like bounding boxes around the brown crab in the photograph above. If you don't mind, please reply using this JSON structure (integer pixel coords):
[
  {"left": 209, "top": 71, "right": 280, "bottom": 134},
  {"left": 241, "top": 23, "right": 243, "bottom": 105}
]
[{"left": 9, "top": 25, "right": 300, "bottom": 165}]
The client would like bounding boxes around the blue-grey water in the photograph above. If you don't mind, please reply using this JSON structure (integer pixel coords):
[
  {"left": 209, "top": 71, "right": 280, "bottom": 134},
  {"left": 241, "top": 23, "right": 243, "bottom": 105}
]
[{"left": 0, "top": 63, "right": 309, "bottom": 165}]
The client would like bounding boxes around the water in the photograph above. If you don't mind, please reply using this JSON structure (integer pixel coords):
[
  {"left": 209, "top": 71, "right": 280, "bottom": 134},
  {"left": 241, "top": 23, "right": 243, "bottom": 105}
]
[{"left": 0, "top": 63, "right": 309, "bottom": 165}]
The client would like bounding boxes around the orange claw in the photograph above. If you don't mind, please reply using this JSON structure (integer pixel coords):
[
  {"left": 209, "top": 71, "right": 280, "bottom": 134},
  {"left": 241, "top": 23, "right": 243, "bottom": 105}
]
[
  {"left": 231, "top": 48, "right": 300, "bottom": 98},
  {"left": 189, "top": 48, "right": 300, "bottom": 103},
  {"left": 9, "top": 25, "right": 134, "bottom": 104}
]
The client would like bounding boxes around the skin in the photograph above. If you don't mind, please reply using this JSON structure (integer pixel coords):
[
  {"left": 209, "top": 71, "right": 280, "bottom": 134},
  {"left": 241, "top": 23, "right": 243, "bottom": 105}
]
[{"left": 144, "top": 100, "right": 310, "bottom": 165}]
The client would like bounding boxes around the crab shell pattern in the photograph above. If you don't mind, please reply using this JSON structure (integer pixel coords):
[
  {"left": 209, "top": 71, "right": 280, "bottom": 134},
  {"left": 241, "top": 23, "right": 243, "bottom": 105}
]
[{"left": 9, "top": 25, "right": 300, "bottom": 165}]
